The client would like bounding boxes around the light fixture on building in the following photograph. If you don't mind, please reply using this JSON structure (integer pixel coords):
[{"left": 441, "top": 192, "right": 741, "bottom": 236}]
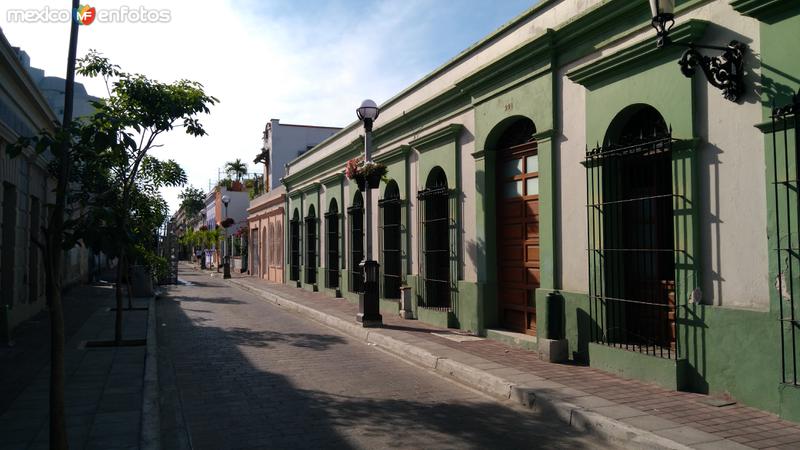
[{"left": 649, "top": 0, "right": 747, "bottom": 103}]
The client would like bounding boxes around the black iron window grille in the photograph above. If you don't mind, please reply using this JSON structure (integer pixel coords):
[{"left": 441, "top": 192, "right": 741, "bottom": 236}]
[
  {"left": 348, "top": 202, "right": 364, "bottom": 293},
  {"left": 585, "top": 132, "right": 681, "bottom": 360},
  {"left": 290, "top": 217, "right": 300, "bottom": 282},
  {"left": 305, "top": 213, "right": 317, "bottom": 285},
  {"left": 325, "top": 210, "right": 340, "bottom": 289},
  {"left": 770, "top": 90, "right": 800, "bottom": 387},
  {"left": 418, "top": 184, "right": 452, "bottom": 309},
  {"left": 380, "top": 193, "right": 402, "bottom": 299}
]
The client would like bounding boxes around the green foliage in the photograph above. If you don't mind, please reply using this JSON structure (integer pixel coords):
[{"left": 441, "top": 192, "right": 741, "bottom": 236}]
[
  {"left": 7, "top": 50, "right": 217, "bottom": 277},
  {"left": 225, "top": 158, "right": 247, "bottom": 182},
  {"left": 178, "top": 186, "right": 205, "bottom": 218}
]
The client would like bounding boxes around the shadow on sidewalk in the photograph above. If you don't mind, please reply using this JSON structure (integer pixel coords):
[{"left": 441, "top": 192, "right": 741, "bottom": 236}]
[{"left": 157, "top": 275, "right": 602, "bottom": 450}]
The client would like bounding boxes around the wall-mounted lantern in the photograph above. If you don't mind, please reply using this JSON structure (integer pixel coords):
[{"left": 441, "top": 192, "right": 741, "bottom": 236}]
[{"left": 649, "top": 0, "right": 747, "bottom": 102}]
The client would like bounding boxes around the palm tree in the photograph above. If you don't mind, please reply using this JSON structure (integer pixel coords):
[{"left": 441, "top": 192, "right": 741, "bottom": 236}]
[{"left": 225, "top": 159, "right": 247, "bottom": 182}]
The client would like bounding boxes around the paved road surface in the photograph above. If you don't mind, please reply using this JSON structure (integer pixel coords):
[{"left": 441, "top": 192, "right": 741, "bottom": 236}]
[{"left": 157, "top": 268, "right": 615, "bottom": 450}]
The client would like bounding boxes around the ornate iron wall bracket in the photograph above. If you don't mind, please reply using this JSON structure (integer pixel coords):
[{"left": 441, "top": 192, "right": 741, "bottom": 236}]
[{"left": 677, "top": 41, "right": 747, "bottom": 103}]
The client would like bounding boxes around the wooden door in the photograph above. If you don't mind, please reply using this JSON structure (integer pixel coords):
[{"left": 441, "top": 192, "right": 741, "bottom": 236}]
[{"left": 497, "top": 142, "right": 540, "bottom": 334}]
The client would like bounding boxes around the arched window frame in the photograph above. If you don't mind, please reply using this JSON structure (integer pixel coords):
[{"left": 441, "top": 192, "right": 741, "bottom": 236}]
[
  {"left": 417, "top": 167, "right": 452, "bottom": 309},
  {"left": 379, "top": 180, "right": 402, "bottom": 299},
  {"left": 584, "top": 104, "right": 679, "bottom": 359},
  {"left": 325, "top": 198, "right": 340, "bottom": 289}
]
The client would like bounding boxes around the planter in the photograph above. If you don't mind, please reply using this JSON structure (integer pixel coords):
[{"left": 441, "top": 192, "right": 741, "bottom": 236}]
[
  {"left": 355, "top": 175, "right": 367, "bottom": 191},
  {"left": 366, "top": 172, "right": 381, "bottom": 189}
]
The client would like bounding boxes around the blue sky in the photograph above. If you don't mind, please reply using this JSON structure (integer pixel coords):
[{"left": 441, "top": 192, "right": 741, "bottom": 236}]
[{"left": 1, "top": 0, "right": 537, "bottom": 211}]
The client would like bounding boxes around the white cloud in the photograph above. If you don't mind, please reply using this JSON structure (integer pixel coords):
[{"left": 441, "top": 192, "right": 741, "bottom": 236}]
[{"left": 1, "top": 0, "right": 441, "bottom": 212}]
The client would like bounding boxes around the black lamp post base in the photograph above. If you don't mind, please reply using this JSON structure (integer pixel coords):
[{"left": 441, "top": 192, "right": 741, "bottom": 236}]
[
  {"left": 357, "top": 259, "right": 383, "bottom": 327},
  {"left": 356, "top": 309, "right": 383, "bottom": 328},
  {"left": 223, "top": 256, "right": 231, "bottom": 279}
]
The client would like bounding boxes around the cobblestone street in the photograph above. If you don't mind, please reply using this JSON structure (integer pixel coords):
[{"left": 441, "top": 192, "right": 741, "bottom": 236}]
[{"left": 157, "top": 268, "right": 611, "bottom": 450}]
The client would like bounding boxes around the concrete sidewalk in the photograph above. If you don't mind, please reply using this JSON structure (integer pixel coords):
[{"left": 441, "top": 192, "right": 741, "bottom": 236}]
[
  {"left": 217, "top": 269, "right": 800, "bottom": 450},
  {"left": 0, "top": 282, "right": 153, "bottom": 450}
]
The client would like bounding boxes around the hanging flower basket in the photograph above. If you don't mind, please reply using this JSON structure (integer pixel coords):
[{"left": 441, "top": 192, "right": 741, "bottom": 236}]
[
  {"left": 344, "top": 157, "right": 386, "bottom": 190},
  {"left": 221, "top": 217, "right": 235, "bottom": 228}
]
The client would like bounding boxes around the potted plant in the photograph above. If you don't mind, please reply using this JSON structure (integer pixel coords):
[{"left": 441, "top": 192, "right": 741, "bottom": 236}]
[
  {"left": 221, "top": 217, "right": 235, "bottom": 228},
  {"left": 344, "top": 156, "right": 387, "bottom": 190}
]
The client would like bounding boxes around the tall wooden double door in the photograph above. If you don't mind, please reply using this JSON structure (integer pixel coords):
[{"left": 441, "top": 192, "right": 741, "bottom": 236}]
[{"left": 497, "top": 141, "right": 540, "bottom": 335}]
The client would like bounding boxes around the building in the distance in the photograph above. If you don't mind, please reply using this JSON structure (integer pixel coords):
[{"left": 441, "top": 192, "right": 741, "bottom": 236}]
[
  {"left": 254, "top": 119, "right": 341, "bottom": 192},
  {"left": 248, "top": 119, "right": 340, "bottom": 283}
]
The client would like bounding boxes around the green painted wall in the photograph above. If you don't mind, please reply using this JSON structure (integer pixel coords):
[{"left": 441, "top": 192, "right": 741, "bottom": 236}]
[{"left": 756, "top": 4, "right": 800, "bottom": 420}]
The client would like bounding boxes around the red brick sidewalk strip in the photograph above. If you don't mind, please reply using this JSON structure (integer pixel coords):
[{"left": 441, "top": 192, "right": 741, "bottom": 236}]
[{"left": 203, "top": 267, "right": 800, "bottom": 450}]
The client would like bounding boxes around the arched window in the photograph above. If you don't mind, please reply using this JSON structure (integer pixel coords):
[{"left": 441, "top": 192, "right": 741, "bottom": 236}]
[
  {"left": 380, "top": 181, "right": 402, "bottom": 299},
  {"left": 290, "top": 209, "right": 300, "bottom": 282},
  {"left": 262, "top": 226, "right": 267, "bottom": 277},
  {"left": 268, "top": 223, "right": 275, "bottom": 268},
  {"left": 326, "top": 199, "right": 340, "bottom": 289},
  {"left": 586, "top": 104, "right": 676, "bottom": 357},
  {"left": 251, "top": 227, "right": 260, "bottom": 277},
  {"left": 305, "top": 205, "right": 317, "bottom": 284},
  {"left": 276, "top": 221, "right": 283, "bottom": 266},
  {"left": 417, "top": 167, "right": 450, "bottom": 309},
  {"left": 348, "top": 191, "right": 364, "bottom": 293}
]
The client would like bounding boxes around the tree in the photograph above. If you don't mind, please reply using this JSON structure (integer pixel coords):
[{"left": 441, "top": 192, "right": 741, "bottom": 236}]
[
  {"left": 11, "top": 2, "right": 83, "bottom": 447},
  {"left": 178, "top": 186, "right": 205, "bottom": 218},
  {"left": 75, "top": 50, "right": 217, "bottom": 343},
  {"left": 226, "top": 158, "right": 247, "bottom": 182}
]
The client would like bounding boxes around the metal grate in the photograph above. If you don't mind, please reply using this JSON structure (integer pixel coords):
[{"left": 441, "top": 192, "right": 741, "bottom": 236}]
[
  {"left": 325, "top": 210, "right": 339, "bottom": 289},
  {"left": 585, "top": 133, "right": 681, "bottom": 359},
  {"left": 771, "top": 90, "right": 800, "bottom": 386},
  {"left": 348, "top": 203, "right": 364, "bottom": 293},
  {"left": 380, "top": 193, "right": 402, "bottom": 299},
  {"left": 305, "top": 214, "right": 317, "bottom": 285},
  {"left": 418, "top": 185, "right": 451, "bottom": 309},
  {"left": 290, "top": 218, "right": 300, "bottom": 282}
]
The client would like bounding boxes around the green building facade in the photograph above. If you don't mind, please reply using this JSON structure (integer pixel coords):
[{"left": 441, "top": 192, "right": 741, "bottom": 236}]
[{"left": 279, "top": 0, "right": 800, "bottom": 420}]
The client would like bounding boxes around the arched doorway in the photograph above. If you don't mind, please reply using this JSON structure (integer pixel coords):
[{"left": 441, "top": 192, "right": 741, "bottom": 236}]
[
  {"left": 418, "top": 167, "right": 450, "bottom": 309},
  {"left": 262, "top": 226, "right": 268, "bottom": 278},
  {"left": 348, "top": 191, "right": 364, "bottom": 293},
  {"left": 326, "top": 199, "right": 340, "bottom": 289},
  {"left": 266, "top": 224, "right": 273, "bottom": 280},
  {"left": 305, "top": 205, "right": 317, "bottom": 285},
  {"left": 494, "top": 118, "right": 539, "bottom": 334},
  {"left": 595, "top": 104, "right": 675, "bottom": 353},
  {"left": 290, "top": 209, "right": 300, "bottom": 283},
  {"left": 380, "top": 181, "right": 402, "bottom": 299}
]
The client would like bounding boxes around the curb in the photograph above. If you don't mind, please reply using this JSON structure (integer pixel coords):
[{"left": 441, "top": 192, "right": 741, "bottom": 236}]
[
  {"left": 228, "top": 278, "right": 697, "bottom": 450},
  {"left": 140, "top": 294, "right": 161, "bottom": 450}
]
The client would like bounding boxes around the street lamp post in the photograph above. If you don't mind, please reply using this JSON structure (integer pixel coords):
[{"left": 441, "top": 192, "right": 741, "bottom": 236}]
[
  {"left": 222, "top": 195, "right": 232, "bottom": 279},
  {"left": 356, "top": 99, "right": 383, "bottom": 328}
]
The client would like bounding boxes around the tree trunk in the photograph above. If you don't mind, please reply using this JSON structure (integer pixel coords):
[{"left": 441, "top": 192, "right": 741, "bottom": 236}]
[
  {"left": 114, "top": 249, "right": 125, "bottom": 344},
  {"left": 125, "top": 256, "right": 134, "bottom": 310},
  {"left": 48, "top": 2, "right": 80, "bottom": 447},
  {"left": 45, "top": 241, "right": 67, "bottom": 450}
]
